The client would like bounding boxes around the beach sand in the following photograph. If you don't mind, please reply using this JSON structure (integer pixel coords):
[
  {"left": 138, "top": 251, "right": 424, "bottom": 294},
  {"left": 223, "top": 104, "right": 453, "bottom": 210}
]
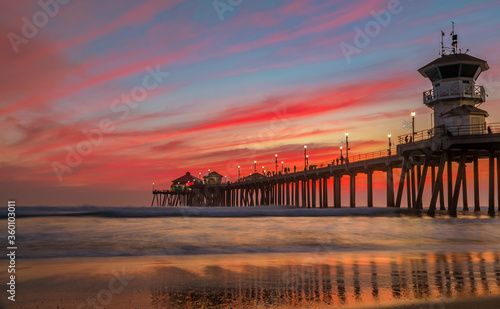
[{"left": 9, "top": 250, "right": 500, "bottom": 308}]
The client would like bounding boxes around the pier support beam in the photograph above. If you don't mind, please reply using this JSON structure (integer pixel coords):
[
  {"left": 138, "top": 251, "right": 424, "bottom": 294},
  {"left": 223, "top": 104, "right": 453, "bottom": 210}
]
[
  {"left": 450, "top": 152, "right": 466, "bottom": 216},
  {"left": 396, "top": 156, "right": 409, "bottom": 208},
  {"left": 301, "top": 180, "right": 306, "bottom": 207},
  {"left": 411, "top": 165, "right": 416, "bottom": 209},
  {"left": 428, "top": 152, "right": 447, "bottom": 216},
  {"left": 286, "top": 181, "right": 290, "bottom": 206},
  {"left": 323, "top": 177, "right": 328, "bottom": 208},
  {"left": 387, "top": 167, "right": 394, "bottom": 207},
  {"left": 489, "top": 150, "right": 495, "bottom": 215},
  {"left": 407, "top": 168, "right": 412, "bottom": 209},
  {"left": 319, "top": 178, "right": 323, "bottom": 208},
  {"left": 463, "top": 164, "right": 468, "bottom": 211},
  {"left": 278, "top": 183, "right": 281, "bottom": 205},
  {"left": 447, "top": 151, "right": 453, "bottom": 210},
  {"left": 497, "top": 156, "right": 500, "bottom": 212},
  {"left": 294, "top": 179, "right": 300, "bottom": 207},
  {"left": 307, "top": 179, "right": 311, "bottom": 208},
  {"left": 474, "top": 157, "right": 480, "bottom": 211},
  {"left": 439, "top": 168, "right": 445, "bottom": 211},
  {"left": 312, "top": 179, "right": 317, "bottom": 208},
  {"left": 416, "top": 164, "right": 421, "bottom": 191},
  {"left": 415, "top": 158, "right": 429, "bottom": 210},
  {"left": 334, "top": 175, "right": 342, "bottom": 208},
  {"left": 350, "top": 174, "right": 356, "bottom": 208},
  {"left": 368, "top": 170, "right": 373, "bottom": 207}
]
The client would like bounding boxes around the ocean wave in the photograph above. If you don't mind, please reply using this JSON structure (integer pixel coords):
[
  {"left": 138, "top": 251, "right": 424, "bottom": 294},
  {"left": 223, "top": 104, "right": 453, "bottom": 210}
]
[{"left": 1, "top": 205, "right": 404, "bottom": 218}]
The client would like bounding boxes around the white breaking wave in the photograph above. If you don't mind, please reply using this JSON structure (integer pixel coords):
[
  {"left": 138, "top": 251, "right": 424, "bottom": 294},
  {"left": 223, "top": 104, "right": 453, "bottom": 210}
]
[{"left": 6, "top": 205, "right": 403, "bottom": 218}]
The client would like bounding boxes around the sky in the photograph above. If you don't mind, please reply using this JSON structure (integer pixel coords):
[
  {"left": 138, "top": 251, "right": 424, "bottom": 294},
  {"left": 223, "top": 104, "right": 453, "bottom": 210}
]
[{"left": 2, "top": 0, "right": 500, "bottom": 206}]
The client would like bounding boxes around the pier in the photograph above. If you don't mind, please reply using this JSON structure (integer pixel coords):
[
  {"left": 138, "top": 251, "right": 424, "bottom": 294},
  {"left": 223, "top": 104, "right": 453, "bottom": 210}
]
[
  {"left": 152, "top": 124, "right": 500, "bottom": 216},
  {"left": 152, "top": 30, "right": 500, "bottom": 216}
]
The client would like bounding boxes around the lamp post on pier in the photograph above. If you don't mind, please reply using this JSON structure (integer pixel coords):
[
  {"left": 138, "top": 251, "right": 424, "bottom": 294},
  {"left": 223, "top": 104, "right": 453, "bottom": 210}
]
[
  {"left": 388, "top": 134, "right": 392, "bottom": 156},
  {"left": 275, "top": 154, "right": 278, "bottom": 175},
  {"left": 304, "top": 145, "right": 308, "bottom": 169},
  {"left": 345, "top": 132, "right": 350, "bottom": 162},
  {"left": 254, "top": 161, "right": 257, "bottom": 173},
  {"left": 238, "top": 166, "right": 241, "bottom": 180},
  {"left": 411, "top": 111, "right": 416, "bottom": 141},
  {"left": 281, "top": 161, "right": 284, "bottom": 173}
]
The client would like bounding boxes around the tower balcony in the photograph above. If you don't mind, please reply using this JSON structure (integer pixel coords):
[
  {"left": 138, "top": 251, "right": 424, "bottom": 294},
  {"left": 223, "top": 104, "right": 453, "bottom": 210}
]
[{"left": 423, "top": 82, "right": 485, "bottom": 105}]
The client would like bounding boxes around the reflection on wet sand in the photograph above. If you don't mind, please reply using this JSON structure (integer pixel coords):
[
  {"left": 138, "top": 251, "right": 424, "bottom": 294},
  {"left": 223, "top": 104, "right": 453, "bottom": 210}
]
[{"left": 150, "top": 251, "right": 500, "bottom": 308}]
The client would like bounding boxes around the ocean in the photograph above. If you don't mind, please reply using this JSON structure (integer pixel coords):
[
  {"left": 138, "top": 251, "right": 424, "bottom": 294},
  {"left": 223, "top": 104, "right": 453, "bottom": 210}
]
[{"left": 4, "top": 206, "right": 500, "bottom": 308}]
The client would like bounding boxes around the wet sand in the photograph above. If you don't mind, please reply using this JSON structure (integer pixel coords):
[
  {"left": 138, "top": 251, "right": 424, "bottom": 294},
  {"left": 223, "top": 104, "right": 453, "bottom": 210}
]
[{"left": 10, "top": 250, "right": 500, "bottom": 308}]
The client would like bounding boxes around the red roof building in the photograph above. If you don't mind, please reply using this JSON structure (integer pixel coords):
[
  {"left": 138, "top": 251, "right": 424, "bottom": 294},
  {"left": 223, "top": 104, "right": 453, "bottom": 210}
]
[{"left": 170, "top": 172, "right": 202, "bottom": 191}]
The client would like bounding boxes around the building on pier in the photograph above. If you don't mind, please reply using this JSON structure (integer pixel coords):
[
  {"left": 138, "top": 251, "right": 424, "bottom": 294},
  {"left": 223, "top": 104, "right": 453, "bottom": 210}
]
[
  {"left": 204, "top": 171, "right": 223, "bottom": 184},
  {"left": 243, "top": 172, "right": 266, "bottom": 182},
  {"left": 418, "top": 52, "right": 489, "bottom": 132},
  {"left": 170, "top": 172, "right": 202, "bottom": 192}
]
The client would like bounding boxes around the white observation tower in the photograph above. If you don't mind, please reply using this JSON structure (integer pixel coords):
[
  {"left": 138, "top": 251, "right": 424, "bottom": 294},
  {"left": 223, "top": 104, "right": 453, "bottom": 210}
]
[{"left": 418, "top": 23, "right": 489, "bottom": 135}]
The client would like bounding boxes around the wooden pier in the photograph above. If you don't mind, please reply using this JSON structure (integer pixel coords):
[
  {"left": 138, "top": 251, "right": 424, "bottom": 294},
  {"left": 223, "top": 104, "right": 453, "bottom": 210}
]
[
  {"left": 152, "top": 35, "right": 500, "bottom": 215},
  {"left": 152, "top": 124, "right": 500, "bottom": 215}
]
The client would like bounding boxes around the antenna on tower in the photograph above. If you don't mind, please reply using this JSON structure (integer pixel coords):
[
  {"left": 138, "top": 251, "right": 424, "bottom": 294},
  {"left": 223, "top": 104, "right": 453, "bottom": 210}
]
[
  {"left": 440, "top": 30, "right": 445, "bottom": 56},
  {"left": 440, "top": 22, "right": 462, "bottom": 56},
  {"left": 451, "top": 21, "right": 458, "bottom": 54}
]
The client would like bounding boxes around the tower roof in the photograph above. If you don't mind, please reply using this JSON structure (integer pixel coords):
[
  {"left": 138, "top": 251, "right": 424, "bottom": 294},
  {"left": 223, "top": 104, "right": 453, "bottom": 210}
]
[
  {"left": 418, "top": 53, "right": 489, "bottom": 78},
  {"left": 440, "top": 105, "right": 489, "bottom": 118},
  {"left": 204, "top": 171, "right": 223, "bottom": 178},
  {"left": 171, "top": 172, "right": 201, "bottom": 183}
]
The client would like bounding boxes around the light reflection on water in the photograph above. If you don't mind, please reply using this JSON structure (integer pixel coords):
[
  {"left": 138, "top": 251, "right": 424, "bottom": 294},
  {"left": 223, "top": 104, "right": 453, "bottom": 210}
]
[
  {"left": 9, "top": 212, "right": 500, "bottom": 308},
  {"left": 149, "top": 251, "right": 500, "bottom": 308}
]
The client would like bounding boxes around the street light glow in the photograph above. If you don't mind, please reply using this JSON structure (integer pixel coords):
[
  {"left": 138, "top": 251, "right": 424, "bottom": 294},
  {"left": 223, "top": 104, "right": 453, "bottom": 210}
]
[
  {"left": 345, "top": 132, "right": 349, "bottom": 136},
  {"left": 411, "top": 111, "right": 416, "bottom": 117}
]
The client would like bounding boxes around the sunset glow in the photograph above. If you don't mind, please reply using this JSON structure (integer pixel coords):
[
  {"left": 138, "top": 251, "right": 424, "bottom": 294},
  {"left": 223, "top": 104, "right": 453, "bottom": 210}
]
[{"left": 2, "top": 0, "right": 500, "bottom": 206}]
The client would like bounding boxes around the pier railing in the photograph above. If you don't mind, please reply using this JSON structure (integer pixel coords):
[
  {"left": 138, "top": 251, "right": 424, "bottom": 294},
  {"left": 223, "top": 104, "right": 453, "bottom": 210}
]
[
  {"left": 235, "top": 147, "right": 397, "bottom": 180},
  {"left": 298, "top": 147, "right": 396, "bottom": 171},
  {"left": 398, "top": 128, "right": 435, "bottom": 144},
  {"left": 347, "top": 148, "right": 396, "bottom": 163},
  {"left": 229, "top": 123, "right": 500, "bottom": 184},
  {"left": 237, "top": 122, "right": 500, "bottom": 182},
  {"left": 398, "top": 122, "right": 500, "bottom": 145},
  {"left": 423, "top": 84, "right": 485, "bottom": 104}
]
